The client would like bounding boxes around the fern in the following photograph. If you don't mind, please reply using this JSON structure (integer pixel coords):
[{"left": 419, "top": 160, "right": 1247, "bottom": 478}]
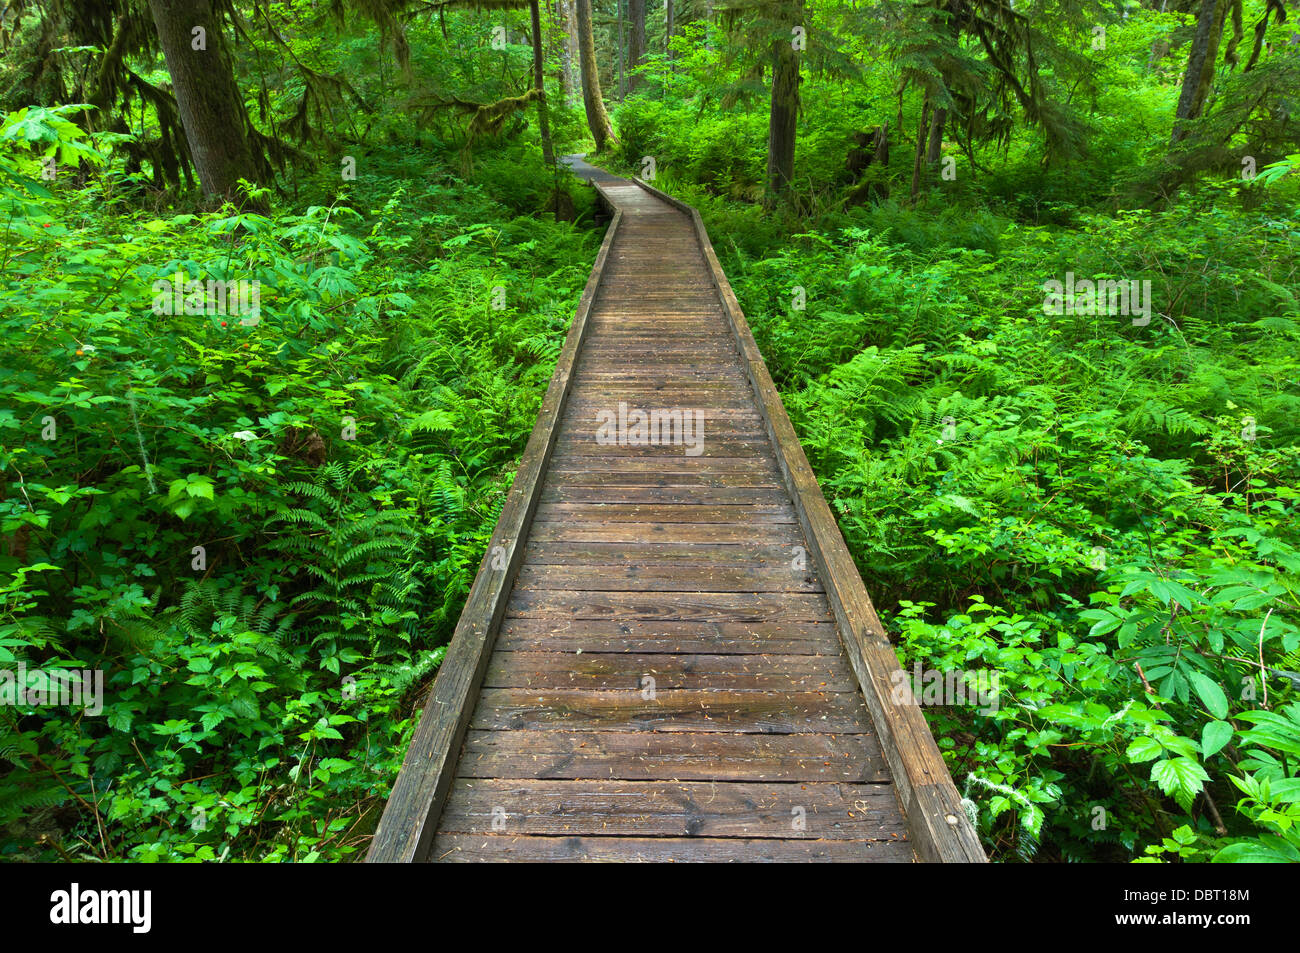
[{"left": 266, "top": 464, "right": 425, "bottom": 657}]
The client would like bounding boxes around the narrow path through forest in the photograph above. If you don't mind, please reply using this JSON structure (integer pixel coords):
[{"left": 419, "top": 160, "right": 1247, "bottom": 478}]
[{"left": 369, "top": 157, "right": 984, "bottom": 863}]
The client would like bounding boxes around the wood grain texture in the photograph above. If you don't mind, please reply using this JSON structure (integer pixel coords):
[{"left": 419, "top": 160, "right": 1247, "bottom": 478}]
[
  {"left": 440, "top": 779, "right": 906, "bottom": 839},
  {"left": 430, "top": 833, "right": 914, "bottom": 863},
  {"left": 456, "top": 729, "right": 891, "bottom": 782},
  {"left": 485, "top": 651, "right": 855, "bottom": 690}
]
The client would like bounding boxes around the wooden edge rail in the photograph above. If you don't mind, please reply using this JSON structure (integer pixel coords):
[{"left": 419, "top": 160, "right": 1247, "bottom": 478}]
[
  {"left": 632, "top": 176, "right": 988, "bottom": 863},
  {"left": 365, "top": 198, "right": 624, "bottom": 863}
]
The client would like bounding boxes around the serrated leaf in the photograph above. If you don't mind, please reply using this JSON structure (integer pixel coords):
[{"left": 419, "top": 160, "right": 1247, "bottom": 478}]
[
  {"left": 1151, "top": 756, "right": 1209, "bottom": 800},
  {"left": 1127, "top": 736, "right": 1163, "bottom": 762}
]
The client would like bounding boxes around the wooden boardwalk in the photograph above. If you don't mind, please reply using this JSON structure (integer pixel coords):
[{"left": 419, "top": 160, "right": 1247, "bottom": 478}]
[{"left": 367, "top": 158, "right": 985, "bottom": 863}]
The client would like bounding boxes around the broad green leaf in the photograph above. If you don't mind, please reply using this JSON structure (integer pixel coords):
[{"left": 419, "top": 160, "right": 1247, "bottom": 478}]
[
  {"left": 1201, "top": 720, "right": 1232, "bottom": 758},
  {"left": 1150, "top": 757, "right": 1209, "bottom": 800},
  {"left": 1187, "top": 671, "right": 1229, "bottom": 720},
  {"left": 1127, "top": 736, "right": 1163, "bottom": 763}
]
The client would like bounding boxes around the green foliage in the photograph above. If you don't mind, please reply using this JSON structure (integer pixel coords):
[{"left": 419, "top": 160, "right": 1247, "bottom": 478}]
[
  {"left": 704, "top": 172, "right": 1300, "bottom": 862},
  {"left": 0, "top": 111, "right": 595, "bottom": 860},
  {"left": 4, "top": 0, "right": 1299, "bottom": 867}
]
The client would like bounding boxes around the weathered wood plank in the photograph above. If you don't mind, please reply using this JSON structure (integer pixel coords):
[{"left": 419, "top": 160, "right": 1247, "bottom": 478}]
[
  {"left": 545, "top": 478, "right": 783, "bottom": 493},
  {"left": 558, "top": 428, "right": 777, "bottom": 444},
  {"left": 513, "top": 563, "right": 820, "bottom": 594},
  {"left": 485, "top": 651, "right": 855, "bottom": 690},
  {"left": 547, "top": 454, "right": 777, "bottom": 470},
  {"left": 531, "top": 503, "right": 797, "bottom": 524},
  {"left": 471, "top": 687, "right": 874, "bottom": 733},
  {"left": 549, "top": 441, "right": 774, "bottom": 458},
  {"left": 539, "top": 485, "right": 787, "bottom": 504},
  {"left": 562, "top": 404, "right": 765, "bottom": 419},
  {"left": 525, "top": 522, "right": 804, "bottom": 545},
  {"left": 494, "top": 618, "right": 843, "bottom": 654},
  {"left": 523, "top": 540, "right": 808, "bottom": 566},
  {"left": 505, "top": 589, "right": 834, "bottom": 621},
  {"left": 440, "top": 779, "right": 906, "bottom": 839},
  {"left": 513, "top": 564, "right": 821, "bottom": 593},
  {"left": 456, "top": 729, "right": 890, "bottom": 781},
  {"left": 431, "top": 833, "right": 913, "bottom": 862}
]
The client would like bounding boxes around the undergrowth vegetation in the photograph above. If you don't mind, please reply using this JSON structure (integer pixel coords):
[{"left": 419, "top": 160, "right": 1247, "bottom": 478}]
[
  {"left": 641, "top": 132, "right": 1300, "bottom": 864},
  {"left": 2, "top": 0, "right": 1298, "bottom": 866},
  {"left": 0, "top": 106, "right": 597, "bottom": 860}
]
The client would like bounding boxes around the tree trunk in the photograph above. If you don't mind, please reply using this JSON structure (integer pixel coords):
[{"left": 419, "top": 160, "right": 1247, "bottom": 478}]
[
  {"left": 558, "top": 0, "right": 576, "bottom": 104},
  {"left": 628, "top": 0, "right": 646, "bottom": 92},
  {"left": 617, "top": 0, "right": 626, "bottom": 97},
  {"left": 765, "top": 16, "right": 800, "bottom": 203},
  {"left": 531, "top": 0, "right": 555, "bottom": 166},
  {"left": 1171, "top": 0, "right": 1228, "bottom": 143},
  {"left": 910, "top": 93, "right": 932, "bottom": 202},
  {"left": 146, "top": 0, "right": 262, "bottom": 206},
  {"left": 926, "top": 106, "right": 946, "bottom": 163},
  {"left": 576, "top": 0, "right": 617, "bottom": 150},
  {"left": 666, "top": 0, "right": 675, "bottom": 63}
]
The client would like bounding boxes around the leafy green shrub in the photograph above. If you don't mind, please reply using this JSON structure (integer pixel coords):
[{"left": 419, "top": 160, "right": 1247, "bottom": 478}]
[
  {"left": 0, "top": 109, "right": 597, "bottom": 860},
  {"left": 710, "top": 182, "right": 1300, "bottom": 862}
]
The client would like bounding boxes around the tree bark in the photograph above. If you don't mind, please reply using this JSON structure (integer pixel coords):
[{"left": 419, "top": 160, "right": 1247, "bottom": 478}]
[
  {"left": 617, "top": 0, "right": 626, "bottom": 97},
  {"left": 1171, "top": 0, "right": 1228, "bottom": 143},
  {"left": 531, "top": 0, "right": 555, "bottom": 166},
  {"left": 926, "top": 106, "right": 946, "bottom": 163},
  {"left": 765, "top": 4, "right": 801, "bottom": 202},
  {"left": 666, "top": 0, "right": 675, "bottom": 63},
  {"left": 628, "top": 0, "right": 646, "bottom": 92},
  {"left": 576, "top": 0, "right": 617, "bottom": 150},
  {"left": 558, "top": 0, "right": 577, "bottom": 104},
  {"left": 910, "top": 93, "right": 932, "bottom": 202},
  {"left": 146, "top": 0, "right": 262, "bottom": 206}
]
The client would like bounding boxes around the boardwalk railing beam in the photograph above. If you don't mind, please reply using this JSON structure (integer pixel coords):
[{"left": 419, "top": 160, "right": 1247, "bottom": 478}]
[
  {"left": 632, "top": 176, "right": 987, "bottom": 863},
  {"left": 365, "top": 205, "right": 624, "bottom": 863}
]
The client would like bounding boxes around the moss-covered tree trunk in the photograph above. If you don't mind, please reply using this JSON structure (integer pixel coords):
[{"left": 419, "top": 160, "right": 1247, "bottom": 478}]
[
  {"left": 576, "top": 0, "right": 617, "bottom": 150},
  {"left": 559, "top": 0, "right": 577, "bottom": 104},
  {"left": 617, "top": 0, "right": 626, "bottom": 97},
  {"left": 628, "top": 0, "right": 646, "bottom": 92},
  {"left": 531, "top": 0, "right": 555, "bottom": 166},
  {"left": 666, "top": 0, "right": 675, "bottom": 63},
  {"left": 926, "top": 106, "right": 946, "bottom": 163},
  {"left": 765, "top": 9, "right": 801, "bottom": 203},
  {"left": 145, "top": 0, "right": 262, "bottom": 206},
  {"left": 1171, "top": 0, "right": 1228, "bottom": 143},
  {"left": 910, "top": 92, "right": 932, "bottom": 203}
]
